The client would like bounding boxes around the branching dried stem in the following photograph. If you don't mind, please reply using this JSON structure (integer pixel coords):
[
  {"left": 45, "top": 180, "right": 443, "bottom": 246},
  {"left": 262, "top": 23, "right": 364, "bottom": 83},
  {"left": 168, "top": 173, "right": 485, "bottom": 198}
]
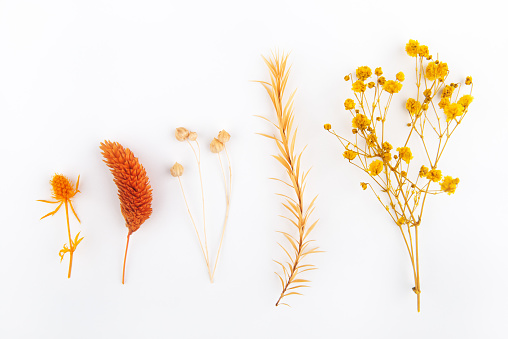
[
  {"left": 326, "top": 40, "right": 473, "bottom": 312},
  {"left": 257, "top": 52, "right": 320, "bottom": 307},
  {"left": 173, "top": 129, "right": 233, "bottom": 283}
]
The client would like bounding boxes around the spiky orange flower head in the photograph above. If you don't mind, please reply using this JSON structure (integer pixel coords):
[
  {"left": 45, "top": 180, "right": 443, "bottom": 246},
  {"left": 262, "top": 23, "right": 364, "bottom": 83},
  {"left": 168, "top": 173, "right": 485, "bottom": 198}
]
[
  {"left": 100, "top": 140, "right": 153, "bottom": 234},
  {"left": 51, "top": 174, "right": 79, "bottom": 201}
]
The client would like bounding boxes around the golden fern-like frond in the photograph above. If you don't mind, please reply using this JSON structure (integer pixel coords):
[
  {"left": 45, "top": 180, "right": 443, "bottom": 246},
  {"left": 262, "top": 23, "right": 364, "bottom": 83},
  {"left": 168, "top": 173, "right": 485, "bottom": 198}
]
[{"left": 257, "top": 52, "right": 321, "bottom": 306}]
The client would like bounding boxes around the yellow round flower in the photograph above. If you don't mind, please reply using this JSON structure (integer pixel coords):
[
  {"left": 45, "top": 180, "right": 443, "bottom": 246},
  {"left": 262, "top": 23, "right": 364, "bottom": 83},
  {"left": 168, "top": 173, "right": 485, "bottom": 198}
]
[
  {"left": 419, "top": 165, "right": 429, "bottom": 178},
  {"left": 361, "top": 182, "right": 368, "bottom": 190},
  {"left": 396, "top": 72, "right": 405, "bottom": 82},
  {"left": 344, "top": 98, "right": 356, "bottom": 110},
  {"left": 343, "top": 150, "right": 358, "bottom": 161},
  {"left": 405, "top": 39, "right": 420, "bottom": 57},
  {"left": 444, "top": 103, "right": 465, "bottom": 122},
  {"left": 352, "top": 80, "right": 367, "bottom": 93},
  {"left": 438, "top": 97, "right": 450, "bottom": 109},
  {"left": 382, "top": 141, "right": 393, "bottom": 151},
  {"left": 440, "top": 176, "right": 460, "bottom": 195},
  {"left": 417, "top": 45, "right": 429, "bottom": 58},
  {"left": 405, "top": 98, "right": 421, "bottom": 115},
  {"left": 441, "top": 85, "right": 454, "bottom": 98},
  {"left": 426, "top": 61, "right": 448, "bottom": 81},
  {"left": 324, "top": 123, "right": 331, "bottom": 130},
  {"left": 457, "top": 95, "right": 474, "bottom": 108},
  {"left": 426, "top": 169, "right": 442, "bottom": 182},
  {"left": 378, "top": 76, "right": 386, "bottom": 85},
  {"left": 366, "top": 134, "right": 377, "bottom": 147},
  {"left": 356, "top": 66, "right": 372, "bottom": 81},
  {"left": 375, "top": 67, "right": 383, "bottom": 76},
  {"left": 352, "top": 114, "right": 371, "bottom": 130},
  {"left": 344, "top": 75, "right": 350, "bottom": 81},
  {"left": 465, "top": 76, "right": 473, "bottom": 85},
  {"left": 383, "top": 80, "right": 402, "bottom": 94},
  {"left": 369, "top": 160, "right": 384, "bottom": 176},
  {"left": 397, "top": 147, "right": 413, "bottom": 164}
]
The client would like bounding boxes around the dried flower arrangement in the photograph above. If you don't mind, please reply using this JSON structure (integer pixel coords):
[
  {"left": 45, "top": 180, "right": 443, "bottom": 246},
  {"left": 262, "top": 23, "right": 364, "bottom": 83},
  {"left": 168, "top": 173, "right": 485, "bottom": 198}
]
[
  {"left": 171, "top": 128, "right": 232, "bottom": 282},
  {"left": 257, "top": 53, "right": 320, "bottom": 306},
  {"left": 38, "top": 174, "right": 83, "bottom": 278},
  {"left": 100, "top": 140, "right": 153, "bottom": 284},
  {"left": 325, "top": 40, "right": 473, "bottom": 311}
]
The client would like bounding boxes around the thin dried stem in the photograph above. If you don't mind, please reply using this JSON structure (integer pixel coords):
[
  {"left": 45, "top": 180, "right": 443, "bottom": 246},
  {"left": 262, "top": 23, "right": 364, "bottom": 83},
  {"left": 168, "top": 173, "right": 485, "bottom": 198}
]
[
  {"left": 187, "top": 140, "right": 210, "bottom": 266},
  {"left": 177, "top": 177, "right": 212, "bottom": 279},
  {"left": 64, "top": 200, "right": 73, "bottom": 279},
  {"left": 211, "top": 149, "right": 232, "bottom": 280},
  {"left": 122, "top": 232, "right": 130, "bottom": 285}
]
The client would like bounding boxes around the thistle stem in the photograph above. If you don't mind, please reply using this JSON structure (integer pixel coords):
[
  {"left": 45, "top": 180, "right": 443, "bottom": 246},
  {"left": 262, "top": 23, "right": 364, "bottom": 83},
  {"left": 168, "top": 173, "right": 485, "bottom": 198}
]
[
  {"left": 122, "top": 232, "right": 131, "bottom": 284},
  {"left": 64, "top": 200, "right": 73, "bottom": 278}
]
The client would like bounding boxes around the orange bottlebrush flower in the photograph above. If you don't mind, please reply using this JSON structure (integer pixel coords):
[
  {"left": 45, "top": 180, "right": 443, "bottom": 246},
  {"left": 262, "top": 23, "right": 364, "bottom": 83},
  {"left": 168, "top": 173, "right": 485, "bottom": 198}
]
[
  {"left": 38, "top": 174, "right": 83, "bottom": 278},
  {"left": 100, "top": 140, "right": 153, "bottom": 284}
]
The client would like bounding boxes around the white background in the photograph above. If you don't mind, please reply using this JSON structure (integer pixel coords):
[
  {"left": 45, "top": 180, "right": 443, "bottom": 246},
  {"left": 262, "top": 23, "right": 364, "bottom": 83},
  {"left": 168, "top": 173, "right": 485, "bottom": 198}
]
[{"left": 0, "top": 0, "right": 506, "bottom": 338}]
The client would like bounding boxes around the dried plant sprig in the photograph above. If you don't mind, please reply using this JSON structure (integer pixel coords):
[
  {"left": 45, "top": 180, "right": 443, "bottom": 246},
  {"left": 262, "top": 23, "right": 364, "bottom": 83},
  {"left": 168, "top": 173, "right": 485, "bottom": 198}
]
[
  {"left": 174, "top": 128, "right": 212, "bottom": 281},
  {"left": 257, "top": 52, "right": 321, "bottom": 307},
  {"left": 326, "top": 40, "right": 473, "bottom": 311},
  {"left": 38, "top": 174, "right": 83, "bottom": 278},
  {"left": 210, "top": 130, "right": 232, "bottom": 280},
  {"left": 172, "top": 128, "right": 233, "bottom": 282},
  {"left": 100, "top": 140, "right": 153, "bottom": 284}
]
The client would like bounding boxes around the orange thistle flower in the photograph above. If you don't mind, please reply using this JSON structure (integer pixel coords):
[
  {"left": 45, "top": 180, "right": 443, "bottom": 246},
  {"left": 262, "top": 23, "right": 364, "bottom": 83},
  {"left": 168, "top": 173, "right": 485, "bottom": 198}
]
[
  {"left": 38, "top": 174, "right": 83, "bottom": 278},
  {"left": 100, "top": 140, "right": 153, "bottom": 284}
]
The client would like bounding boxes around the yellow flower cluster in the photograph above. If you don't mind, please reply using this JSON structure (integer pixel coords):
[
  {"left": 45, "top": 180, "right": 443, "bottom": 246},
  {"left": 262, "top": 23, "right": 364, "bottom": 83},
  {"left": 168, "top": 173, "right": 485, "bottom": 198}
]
[
  {"left": 352, "top": 80, "right": 367, "bottom": 93},
  {"left": 444, "top": 103, "right": 465, "bottom": 122},
  {"left": 383, "top": 80, "right": 402, "bottom": 94},
  {"left": 441, "top": 85, "right": 454, "bottom": 98},
  {"left": 396, "top": 72, "right": 405, "bottom": 82},
  {"left": 426, "top": 169, "right": 442, "bottom": 182},
  {"left": 405, "top": 98, "right": 421, "bottom": 115},
  {"left": 343, "top": 150, "right": 358, "bottom": 160},
  {"left": 440, "top": 176, "right": 460, "bottom": 195},
  {"left": 417, "top": 45, "right": 429, "bottom": 58},
  {"left": 458, "top": 95, "right": 474, "bottom": 108},
  {"left": 375, "top": 67, "right": 383, "bottom": 76},
  {"left": 352, "top": 114, "right": 371, "bottom": 130},
  {"left": 397, "top": 147, "right": 413, "bottom": 164},
  {"left": 344, "top": 98, "right": 356, "bottom": 110},
  {"left": 419, "top": 165, "right": 429, "bottom": 177},
  {"left": 369, "top": 160, "right": 383, "bottom": 176},
  {"left": 366, "top": 134, "right": 377, "bottom": 147},
  {"left": 356, "top": 66, "right": 372, "bottom": 81},
  {"left": 405, "top": 40, "right": 419, "bottom": 57},
  {"left": 425, "top": 61, "right": 448, "bottom": 81}
]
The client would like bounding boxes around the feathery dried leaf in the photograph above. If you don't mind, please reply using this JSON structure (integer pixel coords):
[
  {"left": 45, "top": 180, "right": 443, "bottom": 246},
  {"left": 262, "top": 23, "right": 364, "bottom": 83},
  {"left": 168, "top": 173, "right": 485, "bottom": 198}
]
[{"left": 258, "top": 52, "right": 320, "bottom": 307}]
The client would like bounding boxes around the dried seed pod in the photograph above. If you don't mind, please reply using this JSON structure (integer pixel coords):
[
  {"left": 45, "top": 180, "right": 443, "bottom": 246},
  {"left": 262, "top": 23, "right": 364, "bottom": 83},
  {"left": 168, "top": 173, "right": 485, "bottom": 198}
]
[
  {"left": 210, "top": 138, "right": 225, "bottom": 153},
  {"left": 175, "top": 127, "right": 190, "bottom": 141},
  {"left": 188, "top": 131, "right": 198, "bottom": 141},
  {"left": 170, "top": 162, "right": 184, "bottom": 177},
  {"left": 217, "top": 130, "right": 230, "bottom": 143}
]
